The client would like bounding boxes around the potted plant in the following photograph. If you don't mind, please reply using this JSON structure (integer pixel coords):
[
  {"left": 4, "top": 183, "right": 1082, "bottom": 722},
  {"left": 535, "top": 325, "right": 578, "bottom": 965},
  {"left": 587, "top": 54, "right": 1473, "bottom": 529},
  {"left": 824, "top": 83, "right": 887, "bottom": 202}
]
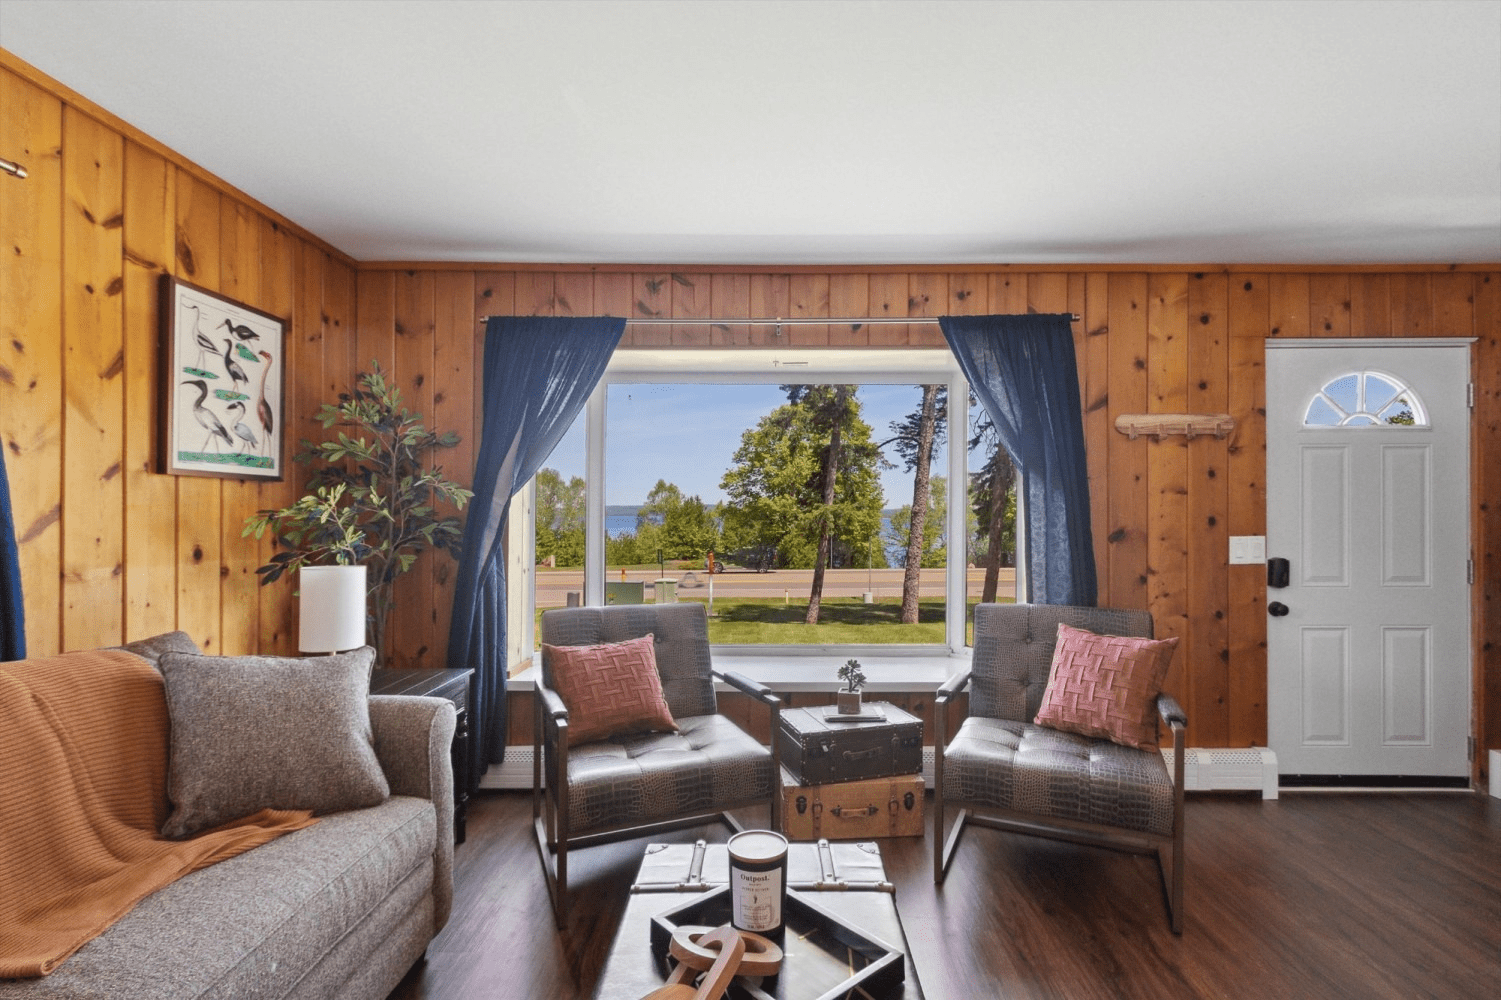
[
  {"left": 836, "top": 658, "right": 867, "bottom": 715},
  {"left": 244, "top": 362, "right": 473, "bottom": 663}
]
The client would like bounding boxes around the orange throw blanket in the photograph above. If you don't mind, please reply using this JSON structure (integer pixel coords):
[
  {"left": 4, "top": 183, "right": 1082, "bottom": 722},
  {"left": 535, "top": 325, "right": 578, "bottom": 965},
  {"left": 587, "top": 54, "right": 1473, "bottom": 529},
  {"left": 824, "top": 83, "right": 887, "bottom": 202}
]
[{"left": 0, "top": 649, "right": 316, "bottom": 978}]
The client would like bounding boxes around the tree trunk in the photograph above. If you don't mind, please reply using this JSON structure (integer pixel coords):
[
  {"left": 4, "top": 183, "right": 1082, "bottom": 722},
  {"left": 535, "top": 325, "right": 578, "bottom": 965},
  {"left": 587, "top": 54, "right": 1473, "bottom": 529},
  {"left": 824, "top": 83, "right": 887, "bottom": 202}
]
[
  {"left": 981, "top": 449, "right": 1014, "bottom": 603},
  {"left": 981, "top": 488, "right": 1005, "bottom": 602},
  {"left": 900, "top": 385, "right": 939, "bottom": 623},
  {"left": 368, "top": 575, "right": 391, "bottom": 665},
  {"left": 805, "top": 388, "right": 847, "bottom": 625}
]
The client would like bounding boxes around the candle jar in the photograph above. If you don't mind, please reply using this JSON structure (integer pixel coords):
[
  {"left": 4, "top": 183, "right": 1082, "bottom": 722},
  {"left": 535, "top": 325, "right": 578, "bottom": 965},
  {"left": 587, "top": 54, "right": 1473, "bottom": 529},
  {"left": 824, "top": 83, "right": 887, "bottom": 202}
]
[{"left": 727, "top": 830, "right": 788, "bottom": 939}]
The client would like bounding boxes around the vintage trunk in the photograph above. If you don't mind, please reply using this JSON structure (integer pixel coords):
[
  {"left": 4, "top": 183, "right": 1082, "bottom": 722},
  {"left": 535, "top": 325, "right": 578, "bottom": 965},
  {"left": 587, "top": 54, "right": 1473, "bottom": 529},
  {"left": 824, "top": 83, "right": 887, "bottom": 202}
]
[
  {"left": 780, "top": 769, "right": 925, "bottom": 840},
  {"left": 776, "top": 702, "right": 923, "bottom": 785}
]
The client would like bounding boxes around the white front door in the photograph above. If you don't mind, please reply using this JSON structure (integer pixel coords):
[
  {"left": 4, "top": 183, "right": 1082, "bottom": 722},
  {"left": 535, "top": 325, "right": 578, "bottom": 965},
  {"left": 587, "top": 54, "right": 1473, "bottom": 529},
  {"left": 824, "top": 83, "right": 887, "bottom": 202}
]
[{"left": 1266, "top": 340, "right": 1471, "bottom": 777}]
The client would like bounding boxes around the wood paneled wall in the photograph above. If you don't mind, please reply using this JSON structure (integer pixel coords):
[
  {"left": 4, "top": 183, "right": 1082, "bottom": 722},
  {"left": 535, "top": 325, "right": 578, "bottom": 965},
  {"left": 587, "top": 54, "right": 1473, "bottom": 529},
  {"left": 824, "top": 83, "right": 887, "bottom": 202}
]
[
  {"left": 2, "top": 57, "right": 1496, "bottom": 769},
  {"left": 352, "top": 265, "right": 1500, "bottom": 765},
  {"left": 1, "top": 62, "right": 357, "bottom": 658}
]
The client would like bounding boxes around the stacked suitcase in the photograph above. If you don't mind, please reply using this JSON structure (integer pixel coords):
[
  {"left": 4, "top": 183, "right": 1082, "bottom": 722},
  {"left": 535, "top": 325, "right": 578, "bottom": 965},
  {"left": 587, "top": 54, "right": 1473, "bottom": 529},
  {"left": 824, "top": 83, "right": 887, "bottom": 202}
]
[{"left": 776, "top": 702, "right": 925, "bottom": 840}]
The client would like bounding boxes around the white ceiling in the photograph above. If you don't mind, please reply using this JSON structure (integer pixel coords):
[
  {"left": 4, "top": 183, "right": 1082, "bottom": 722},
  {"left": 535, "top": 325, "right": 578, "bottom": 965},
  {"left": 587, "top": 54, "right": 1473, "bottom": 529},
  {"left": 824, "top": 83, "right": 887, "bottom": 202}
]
[{"left": 3, "top": 0, "right": 1499, "bottom": 265}]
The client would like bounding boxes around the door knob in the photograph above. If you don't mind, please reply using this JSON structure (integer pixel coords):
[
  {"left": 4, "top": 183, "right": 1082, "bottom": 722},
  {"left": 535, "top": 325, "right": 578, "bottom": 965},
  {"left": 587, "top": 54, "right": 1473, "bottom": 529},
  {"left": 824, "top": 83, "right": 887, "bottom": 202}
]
[{"left": 1268, "top": 601, "right": 1290, "bottom": 617}]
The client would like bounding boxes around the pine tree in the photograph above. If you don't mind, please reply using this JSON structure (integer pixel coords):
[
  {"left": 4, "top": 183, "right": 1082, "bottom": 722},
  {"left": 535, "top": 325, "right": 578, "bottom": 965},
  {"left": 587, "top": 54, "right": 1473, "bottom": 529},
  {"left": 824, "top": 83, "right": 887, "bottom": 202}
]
[
  {"left": 969, "top": 412, "right": 1017, "bottom": 602},
  {"left": 885, "top": 385, "right": 946, "bottom": 623},
  {"left": 719, "top": 387, "right": 884, "bottom": 619}
]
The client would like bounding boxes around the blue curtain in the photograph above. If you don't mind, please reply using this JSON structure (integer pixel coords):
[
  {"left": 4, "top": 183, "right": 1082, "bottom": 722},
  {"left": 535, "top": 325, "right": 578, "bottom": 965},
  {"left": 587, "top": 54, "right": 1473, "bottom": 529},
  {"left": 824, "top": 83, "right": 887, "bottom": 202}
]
[
  {"left": 446, "top": 315, "right": 625, "bottom": 791},
  {"left": 940, "top": 314, "right": 1098, "bottom": 606},
  {"left": 1, "top": 446, "right": 25, "bottom": 661}
]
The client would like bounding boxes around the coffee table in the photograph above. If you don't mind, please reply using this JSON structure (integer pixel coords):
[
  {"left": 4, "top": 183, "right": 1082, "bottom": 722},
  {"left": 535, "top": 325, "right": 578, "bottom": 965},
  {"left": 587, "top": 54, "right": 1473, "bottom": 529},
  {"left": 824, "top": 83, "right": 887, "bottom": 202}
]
[{"left": 593, "top": 839, "right": 924, "bottom": 999}]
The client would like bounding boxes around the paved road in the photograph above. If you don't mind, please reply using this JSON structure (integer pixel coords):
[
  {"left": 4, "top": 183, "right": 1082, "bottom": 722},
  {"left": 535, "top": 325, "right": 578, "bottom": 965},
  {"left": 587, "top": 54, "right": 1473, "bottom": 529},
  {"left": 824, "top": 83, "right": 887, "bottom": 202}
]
[{"left": 535, "top": 566, "right": 1016, "bottom": 608}]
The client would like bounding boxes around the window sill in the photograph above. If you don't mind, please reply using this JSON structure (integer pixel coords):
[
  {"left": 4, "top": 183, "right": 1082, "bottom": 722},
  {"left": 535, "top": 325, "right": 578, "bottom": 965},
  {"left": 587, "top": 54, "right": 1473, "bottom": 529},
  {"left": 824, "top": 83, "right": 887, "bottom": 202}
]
[{"left": 509, "top": 647, "right": 971, "bottom": 693}]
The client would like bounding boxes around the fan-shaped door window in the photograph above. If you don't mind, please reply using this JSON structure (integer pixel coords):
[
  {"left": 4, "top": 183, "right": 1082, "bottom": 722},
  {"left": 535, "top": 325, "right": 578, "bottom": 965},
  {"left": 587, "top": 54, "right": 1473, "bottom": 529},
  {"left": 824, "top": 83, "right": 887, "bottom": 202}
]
[{"left": 1303, "top": 371, "right": 1427, "bottom": 427}]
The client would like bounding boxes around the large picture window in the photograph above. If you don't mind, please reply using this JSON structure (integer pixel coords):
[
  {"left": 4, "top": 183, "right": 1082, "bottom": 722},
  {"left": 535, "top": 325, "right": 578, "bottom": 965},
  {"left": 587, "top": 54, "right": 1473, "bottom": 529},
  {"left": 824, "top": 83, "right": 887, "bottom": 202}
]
[{"left": 518, "top": 349, "right": 1020, "bottom": 661}]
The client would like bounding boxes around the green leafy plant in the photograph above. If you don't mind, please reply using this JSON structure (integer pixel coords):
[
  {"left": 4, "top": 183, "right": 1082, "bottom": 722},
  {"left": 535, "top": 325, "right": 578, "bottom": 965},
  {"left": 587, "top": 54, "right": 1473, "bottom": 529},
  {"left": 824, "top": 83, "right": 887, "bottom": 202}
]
[
  {"left": 838, "top": 657, "right": 867, "bottom": 693},
  {"left": 244, "top": 362, "right": 473, "bottom": 662}
]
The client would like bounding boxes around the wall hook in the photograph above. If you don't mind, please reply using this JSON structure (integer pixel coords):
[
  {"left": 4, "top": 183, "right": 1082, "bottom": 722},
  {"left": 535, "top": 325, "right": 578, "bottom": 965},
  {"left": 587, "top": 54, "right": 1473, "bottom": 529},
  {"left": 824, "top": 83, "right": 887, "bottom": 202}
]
[{"left": 1115, "top": 413, "right": 1236, "bottom": 441}]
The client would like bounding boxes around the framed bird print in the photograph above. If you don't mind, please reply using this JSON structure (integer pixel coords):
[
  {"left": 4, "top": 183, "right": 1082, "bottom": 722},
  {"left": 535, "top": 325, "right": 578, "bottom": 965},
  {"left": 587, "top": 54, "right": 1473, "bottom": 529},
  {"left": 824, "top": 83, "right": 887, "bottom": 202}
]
[{"left": 158, "top": 275, "right": 288, "bottom": 480}]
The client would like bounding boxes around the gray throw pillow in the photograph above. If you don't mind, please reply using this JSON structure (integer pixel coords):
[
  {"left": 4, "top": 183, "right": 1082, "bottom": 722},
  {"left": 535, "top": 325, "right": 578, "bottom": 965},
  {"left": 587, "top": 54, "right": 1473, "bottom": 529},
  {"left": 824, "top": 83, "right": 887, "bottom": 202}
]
[
  {"left": 108, "top": 630, "right": 201, "bottom": 666},
  {"left": 157, "top": 647, "right": 389, "bottom": 839}
]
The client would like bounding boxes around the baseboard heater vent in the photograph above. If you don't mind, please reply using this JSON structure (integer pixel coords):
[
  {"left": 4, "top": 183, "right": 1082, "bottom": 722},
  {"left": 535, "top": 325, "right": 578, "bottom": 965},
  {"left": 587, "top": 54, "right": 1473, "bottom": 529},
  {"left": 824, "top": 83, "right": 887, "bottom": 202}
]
[
  {"left": 482, "top": 746, "right": 940, "bottom": 791},
  {"left": 479, "top": 746, "right": 537, "bottom": 790},
  {"left": 1279, "top": 774, "right": 1469, "bottom": 790},
  {"left": 1164, "top": 747, "right": 1279, "bottom": 799}
]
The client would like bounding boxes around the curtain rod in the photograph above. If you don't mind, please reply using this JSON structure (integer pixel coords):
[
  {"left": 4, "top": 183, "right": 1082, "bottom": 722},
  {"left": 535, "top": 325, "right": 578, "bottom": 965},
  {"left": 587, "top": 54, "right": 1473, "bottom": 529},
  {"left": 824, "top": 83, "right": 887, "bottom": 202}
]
[{"left": 478, "top": 314, "right": 1081, "bottom": 325}]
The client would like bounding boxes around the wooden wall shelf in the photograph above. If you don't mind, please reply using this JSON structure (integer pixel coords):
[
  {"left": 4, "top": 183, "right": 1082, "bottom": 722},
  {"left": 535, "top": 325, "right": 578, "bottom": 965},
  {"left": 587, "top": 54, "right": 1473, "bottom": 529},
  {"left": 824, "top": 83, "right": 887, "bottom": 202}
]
[{"left": 1115, "top": 413, "right": 1236, "bottom": 441}]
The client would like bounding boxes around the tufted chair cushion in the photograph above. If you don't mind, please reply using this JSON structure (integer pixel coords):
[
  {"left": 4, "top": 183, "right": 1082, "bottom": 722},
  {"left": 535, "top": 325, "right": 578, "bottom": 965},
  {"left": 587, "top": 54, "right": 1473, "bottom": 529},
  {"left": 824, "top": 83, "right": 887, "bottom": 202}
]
[
  {"left": 541, "top": 604, "right": 718, "bottom": 720},
  {"left": 970, "top": 603, "right": 1155, "bottom": 723},
  {"left": 943, "top": 716, "right": 1175, "bottom": 837},
  {"left": 563, "top": 715, "right": 774, "bottom": 834}
]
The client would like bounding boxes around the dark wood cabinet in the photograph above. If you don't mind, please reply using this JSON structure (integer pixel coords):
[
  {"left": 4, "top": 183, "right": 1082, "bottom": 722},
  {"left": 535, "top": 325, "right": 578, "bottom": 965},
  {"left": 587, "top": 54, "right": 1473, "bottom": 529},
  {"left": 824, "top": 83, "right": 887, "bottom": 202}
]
[{"left": 370, "top": 667, "right": 472, "bottom": 845}]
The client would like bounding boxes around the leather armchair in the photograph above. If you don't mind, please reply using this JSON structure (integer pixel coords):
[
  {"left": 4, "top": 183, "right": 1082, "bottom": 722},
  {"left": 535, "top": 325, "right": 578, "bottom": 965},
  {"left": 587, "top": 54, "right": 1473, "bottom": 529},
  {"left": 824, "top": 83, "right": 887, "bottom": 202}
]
[
  {"left": 933, "top": 603, "right": 1187, "bottom": 933},
  {"left": 532, "top": 603, "right": 779, "bottom": 927}
]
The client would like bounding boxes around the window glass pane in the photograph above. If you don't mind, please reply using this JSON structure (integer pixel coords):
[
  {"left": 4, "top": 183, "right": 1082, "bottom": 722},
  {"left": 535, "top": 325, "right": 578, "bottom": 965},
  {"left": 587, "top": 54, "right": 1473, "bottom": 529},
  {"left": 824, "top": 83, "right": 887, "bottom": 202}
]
[
  {"left": 533, "top": 410, "right": 586, "bottom": 625},
  {"left": 1379, "top": 399, "right": 1417, "bottom": 425},
  {"left": 1325, "top": 374, "right": 1359, "bottom": 413},
  {"left": 1305, "top": 396, "right": 1342, "bottom": 426},
  {"left": 603, "top": 382, "right": 950, "bottom": 645},
  {"left": 1364, "top": 374, "right": 1401, "bottom": 413},
  {"left": 966, "top": 394, "right": 1018, "bottom": 644}
]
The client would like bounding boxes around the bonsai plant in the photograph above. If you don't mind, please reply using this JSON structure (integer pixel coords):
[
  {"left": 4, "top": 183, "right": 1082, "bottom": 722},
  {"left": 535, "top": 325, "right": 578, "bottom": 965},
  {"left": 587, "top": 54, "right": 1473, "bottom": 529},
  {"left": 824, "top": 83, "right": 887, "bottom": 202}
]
[
  {"left": 244, "top": 361, "right": 473, "bottom": 663},
  {"left": 837, "top": 658, "right": 867, "bottom": 714}
]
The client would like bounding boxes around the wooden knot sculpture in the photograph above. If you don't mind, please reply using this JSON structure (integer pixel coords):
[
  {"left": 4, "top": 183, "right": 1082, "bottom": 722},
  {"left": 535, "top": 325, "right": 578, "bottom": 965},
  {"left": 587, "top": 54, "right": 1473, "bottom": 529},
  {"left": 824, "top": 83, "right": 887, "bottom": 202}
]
[{"left": 640, "top": 923, "right": 785, "bottom": 1000}]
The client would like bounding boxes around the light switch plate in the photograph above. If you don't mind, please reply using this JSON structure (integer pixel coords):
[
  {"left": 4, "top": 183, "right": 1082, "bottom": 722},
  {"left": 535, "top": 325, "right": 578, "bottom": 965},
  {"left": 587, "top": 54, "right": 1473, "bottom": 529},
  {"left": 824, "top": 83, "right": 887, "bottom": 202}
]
[{"left": 1229, "top": 536, "right": 1266, "bottom": 564}]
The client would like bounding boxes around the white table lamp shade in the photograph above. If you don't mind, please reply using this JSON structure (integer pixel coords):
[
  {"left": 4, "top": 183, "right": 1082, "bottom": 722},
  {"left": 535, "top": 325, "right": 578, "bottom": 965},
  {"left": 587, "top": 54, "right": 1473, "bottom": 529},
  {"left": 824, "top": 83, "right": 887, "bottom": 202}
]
[{"left": 299, "top": 565, "right": 367, "bottom": 653}]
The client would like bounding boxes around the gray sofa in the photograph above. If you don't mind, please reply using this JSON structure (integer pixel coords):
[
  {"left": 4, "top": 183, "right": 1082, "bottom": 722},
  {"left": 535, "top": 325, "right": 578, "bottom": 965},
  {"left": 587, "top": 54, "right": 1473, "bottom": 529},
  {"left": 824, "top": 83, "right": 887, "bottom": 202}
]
[{"left": 1, "top": 654, "right": 455, "bottom": 1000}]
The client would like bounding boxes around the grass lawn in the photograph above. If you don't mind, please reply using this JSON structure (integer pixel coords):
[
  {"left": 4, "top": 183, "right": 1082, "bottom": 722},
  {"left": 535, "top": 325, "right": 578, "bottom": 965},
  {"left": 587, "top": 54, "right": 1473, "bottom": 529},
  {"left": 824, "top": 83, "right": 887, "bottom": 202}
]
[
  {"left": 537, "top": 596, "right": 1003, "bottom": 645},
  {"left": 705, "top": 596, "right": 957, "bottom": 644}
]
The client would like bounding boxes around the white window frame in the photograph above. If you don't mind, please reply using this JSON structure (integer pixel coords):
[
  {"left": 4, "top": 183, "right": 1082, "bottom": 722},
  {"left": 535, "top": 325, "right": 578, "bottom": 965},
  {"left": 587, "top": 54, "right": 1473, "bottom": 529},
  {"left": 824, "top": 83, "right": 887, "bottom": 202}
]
[
  {"left": 1302, "top": 369, "right": 1430, "bottom": 427},
  {"left": 515, "top": 348, "right": 1027, "bottom": 671}
]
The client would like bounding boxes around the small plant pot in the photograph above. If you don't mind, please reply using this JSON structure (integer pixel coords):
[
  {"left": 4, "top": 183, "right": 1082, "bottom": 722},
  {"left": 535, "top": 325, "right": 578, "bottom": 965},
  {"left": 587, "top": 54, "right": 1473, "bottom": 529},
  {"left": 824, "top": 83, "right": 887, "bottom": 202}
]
[{"left": 836, "top": 690, "right": 863, "bottom": 715}]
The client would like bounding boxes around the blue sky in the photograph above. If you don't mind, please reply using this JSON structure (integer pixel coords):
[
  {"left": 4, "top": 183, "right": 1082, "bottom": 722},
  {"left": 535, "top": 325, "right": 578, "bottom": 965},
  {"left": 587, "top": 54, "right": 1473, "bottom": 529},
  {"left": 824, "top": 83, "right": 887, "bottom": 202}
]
[{"left": 544, "top": 383, "right": 972, "bottom": 507}]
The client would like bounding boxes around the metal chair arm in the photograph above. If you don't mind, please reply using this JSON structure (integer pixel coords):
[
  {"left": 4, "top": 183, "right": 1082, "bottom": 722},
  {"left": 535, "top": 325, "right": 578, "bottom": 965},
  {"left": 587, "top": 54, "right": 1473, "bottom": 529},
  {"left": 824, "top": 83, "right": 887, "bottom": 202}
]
[
  {"left": 1157, "top": 693, "right": 1187, "bottom": 730},
  {"left": 714, "top": 668, "right": 779, "bottom": 706},
  {"left": 935, "top": 666, "right": 973, "bottom": 705},
  {"left": 711, "top": 668, "right": 782, "bottom": 830},
  {"left": 534, "top": 679, "right": 570, "bottom": 719}
]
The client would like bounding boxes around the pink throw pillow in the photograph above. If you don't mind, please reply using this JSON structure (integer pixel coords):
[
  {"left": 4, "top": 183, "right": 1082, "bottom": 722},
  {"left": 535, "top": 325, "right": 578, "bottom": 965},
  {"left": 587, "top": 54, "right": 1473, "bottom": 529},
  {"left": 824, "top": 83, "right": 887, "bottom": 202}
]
[
  {"left": 1033, "top": 622, "right": 1179, "bottom": 751},
  {"left": 543, "top": 634, "right": 678, "bottom": 744}
]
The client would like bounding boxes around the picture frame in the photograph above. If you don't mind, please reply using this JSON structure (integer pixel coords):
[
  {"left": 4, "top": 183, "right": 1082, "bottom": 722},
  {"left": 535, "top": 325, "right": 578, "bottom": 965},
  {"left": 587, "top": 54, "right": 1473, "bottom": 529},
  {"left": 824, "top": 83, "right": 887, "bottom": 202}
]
[{"left": 158, "top": 274, "right": 288, "bottom": 480}]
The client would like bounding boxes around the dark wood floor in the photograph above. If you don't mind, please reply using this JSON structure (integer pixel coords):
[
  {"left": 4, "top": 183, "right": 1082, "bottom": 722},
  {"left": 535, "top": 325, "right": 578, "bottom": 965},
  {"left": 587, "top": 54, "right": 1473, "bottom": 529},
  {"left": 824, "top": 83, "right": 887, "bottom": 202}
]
[{"left": 389, "top": 789, "right": 1501, "bottom": 1000}]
